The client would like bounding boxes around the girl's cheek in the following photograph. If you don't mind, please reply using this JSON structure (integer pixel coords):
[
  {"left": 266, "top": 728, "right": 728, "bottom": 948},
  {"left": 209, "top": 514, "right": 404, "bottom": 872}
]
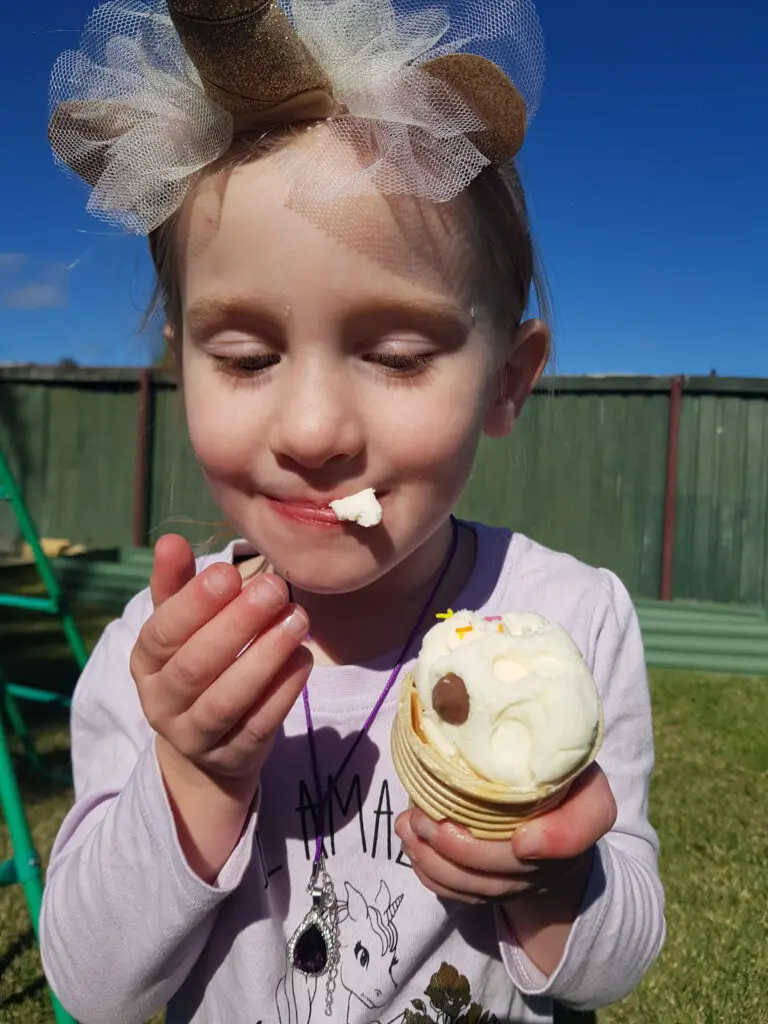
[
  {"left": 379, "top": 387, "right": 487, "bottom": 464},
  {"left": 185, "top": 391, "right": 264, "bottom": 473}
]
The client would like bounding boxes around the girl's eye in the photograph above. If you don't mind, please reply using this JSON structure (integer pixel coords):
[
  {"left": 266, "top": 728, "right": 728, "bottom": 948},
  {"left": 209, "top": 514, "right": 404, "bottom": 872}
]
[
  {"left": 213, "top": 353, "right": 280, "bottom": 376},
  {"left": 354, "top": 941, "right": 370, "bottom": 968},
  {"left": 364, "top": 352, "right": 433, "bottom": 375}
]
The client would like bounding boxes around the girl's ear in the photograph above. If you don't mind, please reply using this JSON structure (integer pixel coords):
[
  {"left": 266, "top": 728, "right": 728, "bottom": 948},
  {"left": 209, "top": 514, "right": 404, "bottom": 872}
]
[
  {"left": 163, "top": 323, "right": 180, "bottom": 364},
  {"left": 483, "top": 318, "right": 550, "bottom": 439}
]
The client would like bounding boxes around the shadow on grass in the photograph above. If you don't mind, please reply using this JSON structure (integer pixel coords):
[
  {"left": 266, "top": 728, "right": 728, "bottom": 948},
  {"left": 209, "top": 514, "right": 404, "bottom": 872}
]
[
  {"left": 0, "top": 974, "right": 49, "bottom": 1011},
  {"left": 10, "top": 747, "right": 74, "bottom": 805},
  {"left": 0, "top": 928, "right": 49, "bottom": 1014},
  {"left": 0, "top": 929, "right": 35, "bottom": 979}
]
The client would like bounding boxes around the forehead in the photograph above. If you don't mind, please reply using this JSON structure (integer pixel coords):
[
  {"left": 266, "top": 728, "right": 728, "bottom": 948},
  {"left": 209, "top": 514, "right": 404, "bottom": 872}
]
[{"left": 176, "top": 128, "right": 475, "bottom": 309}]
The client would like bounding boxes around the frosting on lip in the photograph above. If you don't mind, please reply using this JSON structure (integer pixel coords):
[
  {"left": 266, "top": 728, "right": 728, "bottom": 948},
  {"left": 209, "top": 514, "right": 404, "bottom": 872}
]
[
  {"left": 329, "top": 488, "right": 383, "bottom": 528},
  {"left": 413, "top": 610, "right": 601, "bottom": 788}
]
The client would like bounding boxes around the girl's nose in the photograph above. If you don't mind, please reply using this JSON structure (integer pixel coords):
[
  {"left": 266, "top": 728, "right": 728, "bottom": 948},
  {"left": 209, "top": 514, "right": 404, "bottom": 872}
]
[{"left": 269, "top": 365, "right": 365, "bottom": 470}]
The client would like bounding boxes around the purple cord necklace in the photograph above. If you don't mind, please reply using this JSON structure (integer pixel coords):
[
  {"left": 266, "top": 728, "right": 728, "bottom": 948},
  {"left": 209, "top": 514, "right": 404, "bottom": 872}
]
[{"left": 286, "top": 517, "right": 460, "bottom": 1013}]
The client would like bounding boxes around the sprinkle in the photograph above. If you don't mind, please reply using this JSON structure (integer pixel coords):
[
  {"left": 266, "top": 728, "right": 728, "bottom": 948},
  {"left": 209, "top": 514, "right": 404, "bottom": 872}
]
[
  {"left": 498, "top": 624, "right": 504, "bottom": 633},
  {"left": 484, "top": 615, "right": 502, "bottom": 622},
  {"left": 455, "top": 625, "right": 473, "bottom": 639},
  {"left": 436, "top": 609, "right": 455, "bottom": 620}
]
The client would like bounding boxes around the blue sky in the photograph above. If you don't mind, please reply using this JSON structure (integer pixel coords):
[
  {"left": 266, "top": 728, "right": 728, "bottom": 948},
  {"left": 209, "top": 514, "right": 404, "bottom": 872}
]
[{"left": 0, "top": 0, "right": 765, "bottom": 375}]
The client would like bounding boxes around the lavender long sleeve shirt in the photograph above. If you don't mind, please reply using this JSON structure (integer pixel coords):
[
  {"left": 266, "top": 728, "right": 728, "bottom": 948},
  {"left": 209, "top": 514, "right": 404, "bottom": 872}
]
[{"left": 40, "top": 525, "right": 665, "bottom": 1024}]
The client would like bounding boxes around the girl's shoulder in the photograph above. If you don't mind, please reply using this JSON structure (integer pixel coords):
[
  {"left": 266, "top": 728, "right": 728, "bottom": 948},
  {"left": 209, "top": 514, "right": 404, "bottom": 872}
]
[
  {"left": 472, "top": 520, "right": 621, "bottom": 595},
  {"left": 470, "top": 522, "right": 636, "bottom": 654}
]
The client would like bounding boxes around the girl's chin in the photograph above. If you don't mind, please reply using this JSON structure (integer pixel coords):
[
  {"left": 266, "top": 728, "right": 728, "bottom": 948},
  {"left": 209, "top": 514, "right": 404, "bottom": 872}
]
[
  {"left": 249, "top": 538, "right": 393, "bottom": 596},
  {"left": 270, "top": 560, "right": 389, "bottom": 597},
  {"left": 231, "top": 507, "right": 409, "bottom": 592}
]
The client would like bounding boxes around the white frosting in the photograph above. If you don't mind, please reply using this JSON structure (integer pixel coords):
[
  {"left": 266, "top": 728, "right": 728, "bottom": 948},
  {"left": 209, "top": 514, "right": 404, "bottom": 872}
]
[
  {"left": 414, "top": 610, "right": 600, "bottom": 788},
  {"left": 329, "top": 488, "right": 382, "bottom": 527}
]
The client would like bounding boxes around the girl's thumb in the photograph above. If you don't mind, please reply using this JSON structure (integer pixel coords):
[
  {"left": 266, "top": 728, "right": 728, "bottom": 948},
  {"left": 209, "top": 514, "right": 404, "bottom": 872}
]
[{"left": 512, "top": 763, "right": 617, "bottom": 861}]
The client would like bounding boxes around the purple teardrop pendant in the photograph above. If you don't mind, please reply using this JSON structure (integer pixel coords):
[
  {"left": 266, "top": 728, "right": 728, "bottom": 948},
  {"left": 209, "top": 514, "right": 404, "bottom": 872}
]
[{"left": 292, "top": 923, "right": 328, "bottom": 974}]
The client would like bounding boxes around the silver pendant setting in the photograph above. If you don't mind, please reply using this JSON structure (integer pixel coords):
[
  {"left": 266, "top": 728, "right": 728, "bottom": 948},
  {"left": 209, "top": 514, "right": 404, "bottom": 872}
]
[
  {"left": 288, "top": 856, "right": 339, "bottom": 989},
  {"left": 287, "top": 906, "right": 338, "bottom": 977}
]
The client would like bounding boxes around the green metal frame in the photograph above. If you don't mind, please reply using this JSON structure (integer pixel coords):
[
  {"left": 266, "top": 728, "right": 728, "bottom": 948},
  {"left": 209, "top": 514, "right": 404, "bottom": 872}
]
[{"left": 0, "top": 446, "right": 82, "bottom": 1024}]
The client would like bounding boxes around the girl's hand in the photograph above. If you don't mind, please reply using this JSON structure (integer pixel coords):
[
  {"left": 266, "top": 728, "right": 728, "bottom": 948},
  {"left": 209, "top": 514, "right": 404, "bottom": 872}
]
[
  {"left": 130, "top": 534, "right": 313, "bottom": 786},
  {"left": 394, "top": 763, "right": 617, "bottom": 905}
]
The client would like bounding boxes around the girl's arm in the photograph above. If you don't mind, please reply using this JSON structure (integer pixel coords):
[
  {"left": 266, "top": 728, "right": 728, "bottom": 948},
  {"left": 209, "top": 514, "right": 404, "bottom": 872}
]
[
  {"left": 497, "top": 570, "right": 666, "bottom": 1008},
  {"left": 39, "top": 603, "right": 258, "bottom": 1024}
]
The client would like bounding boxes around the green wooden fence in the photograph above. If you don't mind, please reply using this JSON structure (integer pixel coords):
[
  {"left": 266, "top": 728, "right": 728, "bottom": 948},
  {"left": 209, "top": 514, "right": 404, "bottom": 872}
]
[{"left": 3, "top": 366, "right": 768, "bottom": 606}]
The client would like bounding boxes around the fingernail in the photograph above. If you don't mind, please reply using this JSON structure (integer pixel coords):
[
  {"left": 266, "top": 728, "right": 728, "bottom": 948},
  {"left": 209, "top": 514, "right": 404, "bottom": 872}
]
[
  {"left": 205, "top": 565, "right": 235, "bottom": 596},
  {"left": 246, "top": 575, "right": 285, "bottom": 609},
  {"left": 514, "top": 823, "right": 544, "bottom": 859},
  {"left": 281, "top": 607, "right": 309, "bottom": 636},
  {"left": 410, "top": 812, "right": 437, "bottom": 842},
  {"left": 402, "top": 842, "right": 417, "bottom": 865}
]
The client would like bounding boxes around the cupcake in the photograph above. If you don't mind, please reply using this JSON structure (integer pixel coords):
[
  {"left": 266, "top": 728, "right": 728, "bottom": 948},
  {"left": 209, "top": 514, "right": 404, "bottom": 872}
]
[{"left": 391, "top": 610, "right": 603, "bottom": 839}]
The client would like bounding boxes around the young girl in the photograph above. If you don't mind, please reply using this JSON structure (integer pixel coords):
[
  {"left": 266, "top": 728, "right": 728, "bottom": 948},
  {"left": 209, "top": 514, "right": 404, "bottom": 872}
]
[{"left": 41, "top": 1, "right": 665, "bottom": 1022}]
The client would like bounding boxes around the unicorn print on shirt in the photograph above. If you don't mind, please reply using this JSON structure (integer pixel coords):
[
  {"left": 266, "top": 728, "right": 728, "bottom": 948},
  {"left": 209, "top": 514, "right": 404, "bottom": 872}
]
[
  {"left": 338, "top": 880, "right": 403, "bottom": 1018},
  {"left": 276, "top": 878, "right": 404, "bottom": 1023}
]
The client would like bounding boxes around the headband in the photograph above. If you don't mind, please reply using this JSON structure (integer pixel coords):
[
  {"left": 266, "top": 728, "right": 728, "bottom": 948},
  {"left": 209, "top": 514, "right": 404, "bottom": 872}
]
[{"left": 49, "top": 0, "right": 544, "bottom": 234}]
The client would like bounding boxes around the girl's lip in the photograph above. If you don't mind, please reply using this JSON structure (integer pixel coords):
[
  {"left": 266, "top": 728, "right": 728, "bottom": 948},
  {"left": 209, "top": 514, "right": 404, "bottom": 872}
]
[
  {"left": 266, "top": 497, "right": 345, "bottom": 527},
  {"left": 266, "top": 491, "right": 384, "bottom": 528}
]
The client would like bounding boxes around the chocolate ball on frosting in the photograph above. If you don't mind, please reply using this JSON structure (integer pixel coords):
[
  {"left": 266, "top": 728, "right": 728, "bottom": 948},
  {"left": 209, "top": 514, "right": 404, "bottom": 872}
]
[{"left": 431, "top": 673, "right": 470, "bottom": 726}]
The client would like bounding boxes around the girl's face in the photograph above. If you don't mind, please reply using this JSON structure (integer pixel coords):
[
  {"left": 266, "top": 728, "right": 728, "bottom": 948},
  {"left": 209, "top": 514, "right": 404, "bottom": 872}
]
[{"left": 176, "top": 135, "right": 545, "bottom": 594}]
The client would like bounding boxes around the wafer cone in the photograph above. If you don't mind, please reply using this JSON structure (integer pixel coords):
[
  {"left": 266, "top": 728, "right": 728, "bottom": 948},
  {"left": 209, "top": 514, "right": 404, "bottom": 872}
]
[{"left": 391, "top": 673, "right": 603, "bottom": 841}]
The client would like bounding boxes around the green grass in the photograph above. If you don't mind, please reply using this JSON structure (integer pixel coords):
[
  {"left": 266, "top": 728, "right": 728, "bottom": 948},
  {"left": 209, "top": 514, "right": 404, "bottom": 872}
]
[
  {"left": 1, "top": 604, "right": 767, "bottom": 1023},
  {"left": 600, "top": 671, "right": 768, "bottom": 1024}
]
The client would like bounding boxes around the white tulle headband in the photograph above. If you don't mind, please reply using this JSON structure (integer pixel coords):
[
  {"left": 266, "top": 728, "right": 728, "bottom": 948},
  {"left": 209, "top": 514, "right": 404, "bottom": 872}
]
[{"left": 48, "top": 0, "right": 544, "bottom": 235}]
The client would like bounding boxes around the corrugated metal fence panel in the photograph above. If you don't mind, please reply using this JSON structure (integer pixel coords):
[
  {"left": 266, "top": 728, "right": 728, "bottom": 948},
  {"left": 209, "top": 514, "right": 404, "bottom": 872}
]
[
  {"left": 149, "top": 384, "right": 227, "bottom": 547},
  {"left": 638, "top": 598, "right": 768, "bottom": 675},
  {"left": 42, "top": 382, "right": 137, "bottom": 547},
  {"left": 457, "top": 389, "right": 669, "bottom": 598},
  {"left": 674, "top": 393, "right": 768, "bottom": 606},
  {"left": 0, "top": 380, "right": 50, "bottom": 548},
  {"left": 5, "top": 368, "right": 768, "bottom": 610}
]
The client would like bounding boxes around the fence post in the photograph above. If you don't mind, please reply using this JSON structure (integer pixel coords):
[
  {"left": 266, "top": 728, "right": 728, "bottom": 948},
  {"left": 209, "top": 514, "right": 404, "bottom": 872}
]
[
  {"left": 132, "top": 368, "right": 152, "bottom": 548},
  {"left": 660, "top": 375, "right": 684, "bottom": 601}
]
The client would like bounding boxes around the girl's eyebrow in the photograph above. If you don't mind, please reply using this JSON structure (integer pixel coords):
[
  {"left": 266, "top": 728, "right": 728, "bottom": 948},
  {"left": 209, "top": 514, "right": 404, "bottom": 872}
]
[
  {"left": 342, "top": 297, "right": 473, "bottom": 343},
  {"left": 186, "top": 294, "right": 471, "bottom": 338},
  {"left": 186, "top": 296, "right": 283, "bottom": 338}
]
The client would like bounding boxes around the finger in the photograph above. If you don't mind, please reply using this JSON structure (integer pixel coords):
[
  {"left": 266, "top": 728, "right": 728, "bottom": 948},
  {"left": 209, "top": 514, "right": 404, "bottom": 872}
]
[
  {"left": 399, "top": 809, "right": 536, "bottom": 875},
  {"left": 512, "top": 763, "right": 617, "bottom": 861},
  {"left": 150, "top": 534, "right": 197, "bottom": 608},
  {"left": 132, "top": 561, "right": 245, "bottom": 679},
  {"left": 181, "top": 605, "right": 310, "bottom": 745},
  {"left": 228, "top": 643, "right": 314, "bottom": 748},
  {"left": 410, "top": 861, "right": 481, "bottom": 906},
  {"left": 156, "top": 575, "right": 290, "bottom": 714},
  {"left": 395, "top": 815, "right": 529, "bottom": 902}
]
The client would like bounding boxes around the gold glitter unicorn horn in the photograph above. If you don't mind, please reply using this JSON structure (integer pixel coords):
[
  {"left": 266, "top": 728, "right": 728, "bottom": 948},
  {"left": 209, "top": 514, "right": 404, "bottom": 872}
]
[{"left": 166, "top": 0, "right": 337, "bottom": 131}]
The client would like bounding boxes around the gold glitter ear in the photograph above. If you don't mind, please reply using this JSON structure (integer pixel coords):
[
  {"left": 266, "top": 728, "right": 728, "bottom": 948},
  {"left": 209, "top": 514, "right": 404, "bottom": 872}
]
[{"left": 422, "top": 53, "right": 527, "bottom": 164}]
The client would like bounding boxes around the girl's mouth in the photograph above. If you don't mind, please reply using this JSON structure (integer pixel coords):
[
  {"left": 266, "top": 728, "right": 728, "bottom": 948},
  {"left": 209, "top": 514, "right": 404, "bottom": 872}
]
[
  {"left": 267, "top": 498, "right": 345, "bottom": 527},
  {"left": 265, "top": 491, "right": 384, "bottom": 528}
]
